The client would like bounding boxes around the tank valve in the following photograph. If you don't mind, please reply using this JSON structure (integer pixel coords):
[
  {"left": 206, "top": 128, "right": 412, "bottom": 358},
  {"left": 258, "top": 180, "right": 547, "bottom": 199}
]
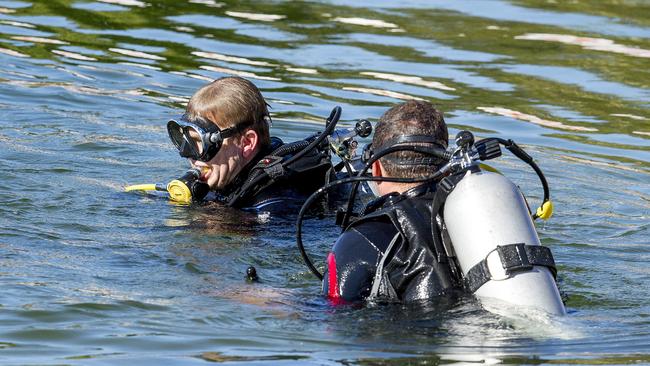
[{"left": 456, "top": 130, "right": 475, "bottom": 150}]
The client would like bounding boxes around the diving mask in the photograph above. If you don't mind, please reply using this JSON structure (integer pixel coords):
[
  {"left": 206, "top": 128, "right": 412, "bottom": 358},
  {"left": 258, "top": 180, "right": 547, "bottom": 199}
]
[{"left": 167, "top": 114, "right": 241, "bottom": 162}]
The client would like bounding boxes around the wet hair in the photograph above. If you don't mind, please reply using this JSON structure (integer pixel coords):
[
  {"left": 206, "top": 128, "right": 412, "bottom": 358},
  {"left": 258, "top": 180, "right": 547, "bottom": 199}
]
[
  {"left": 373, "top": 100, "right": 448, "bottom": 178},
  {"left": 185, "top": 76, "right": 271, "bottom": 149}
]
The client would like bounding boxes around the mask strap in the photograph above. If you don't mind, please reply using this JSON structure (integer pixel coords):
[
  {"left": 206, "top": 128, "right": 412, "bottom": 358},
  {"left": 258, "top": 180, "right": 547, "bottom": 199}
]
[
  {"left": 378, "top": 134, "right": 447, "bottom": 151},
  {"left": 363, "top": 135, "right": 447, "bottom": 163}
]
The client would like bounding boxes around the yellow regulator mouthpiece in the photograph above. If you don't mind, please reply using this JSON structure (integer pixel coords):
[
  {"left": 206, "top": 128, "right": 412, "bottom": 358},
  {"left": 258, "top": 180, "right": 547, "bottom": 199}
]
[
  {"left": 536, "top": 200, "right": 554, "bottom": 220},
  {"left": 166, "top": 179, "right": 192, "bottom": 204},
  {"left": 124, "top": 184, "right": 158, "bottom": 192}
]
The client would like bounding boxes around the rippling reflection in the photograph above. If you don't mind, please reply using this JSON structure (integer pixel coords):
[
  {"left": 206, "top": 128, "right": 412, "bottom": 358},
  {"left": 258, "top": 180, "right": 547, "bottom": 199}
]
[{"left": 0, "top": 0, "right": 648, "bottom": 364}]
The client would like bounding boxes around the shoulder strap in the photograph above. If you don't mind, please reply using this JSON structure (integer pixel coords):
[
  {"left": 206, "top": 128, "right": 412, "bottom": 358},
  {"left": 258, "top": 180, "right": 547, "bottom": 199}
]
[
  {"left": 226, "top": 138, "right": 332, "bottom": 207},
  {"left": 368, "top": 232, "right": 401, "bottom": 300}
]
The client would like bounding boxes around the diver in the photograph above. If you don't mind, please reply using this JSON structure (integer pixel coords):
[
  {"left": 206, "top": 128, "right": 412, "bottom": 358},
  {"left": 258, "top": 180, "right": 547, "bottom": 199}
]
[
  {"left": 302, "top": 100, "right": 564, "bottom": 314},
  {"left": 164, "top": 76, "right": 337, "bottom": 212},
  {"left": 321, "top": 100, "right": 461, "bottom": 302}
]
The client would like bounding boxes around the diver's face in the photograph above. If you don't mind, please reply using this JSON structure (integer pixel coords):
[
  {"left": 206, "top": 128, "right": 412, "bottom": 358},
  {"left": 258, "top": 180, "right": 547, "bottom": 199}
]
[{"left": 190, "top": 133, "right": 245, "bottom": 190}]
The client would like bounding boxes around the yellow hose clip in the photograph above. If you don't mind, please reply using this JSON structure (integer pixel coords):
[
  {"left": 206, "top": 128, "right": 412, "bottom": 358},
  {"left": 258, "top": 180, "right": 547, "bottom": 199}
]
[
  {"left": 166, "top": 179, "right": 192, "bottom": 204},
  {"left": 536, "top": 200, "right": 553, "bottom": 220}
]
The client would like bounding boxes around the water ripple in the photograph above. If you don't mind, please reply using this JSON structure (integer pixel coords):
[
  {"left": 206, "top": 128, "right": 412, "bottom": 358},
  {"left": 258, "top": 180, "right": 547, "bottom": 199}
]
[{"left": 0, "top": 1, "right": 648, "bottom": 364}]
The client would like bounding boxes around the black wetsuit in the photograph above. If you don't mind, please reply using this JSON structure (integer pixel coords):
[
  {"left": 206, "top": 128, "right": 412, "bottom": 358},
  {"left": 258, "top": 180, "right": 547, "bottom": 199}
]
[
  {"left": 215, "top": 137, "right": 335, "bottom": 212},
  {"left": 322, "top": 183, "right": 461, "bottom": 303}
]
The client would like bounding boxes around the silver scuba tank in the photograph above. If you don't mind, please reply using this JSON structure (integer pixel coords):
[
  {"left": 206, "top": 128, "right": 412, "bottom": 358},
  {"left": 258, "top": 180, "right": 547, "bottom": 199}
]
[{"left": 443, "top": 169, "right": 566, "bottom": 315}]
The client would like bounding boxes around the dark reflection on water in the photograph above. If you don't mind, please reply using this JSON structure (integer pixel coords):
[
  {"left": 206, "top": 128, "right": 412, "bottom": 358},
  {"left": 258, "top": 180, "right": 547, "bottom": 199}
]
[{"left": 0, "top": 0, "right": 648, "bottom": 364}]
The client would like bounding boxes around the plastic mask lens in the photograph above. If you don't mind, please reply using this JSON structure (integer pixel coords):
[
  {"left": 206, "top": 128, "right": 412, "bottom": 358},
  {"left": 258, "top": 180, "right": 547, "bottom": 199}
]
[
  {"left": 168, "top": 121, "right": 203, "bottom": 159},
  {"left": 186, "top": 127, "right": 204, "bottom": 155},
  {"left": 168, "top": 123, "right": 183, "bottom": 148}
]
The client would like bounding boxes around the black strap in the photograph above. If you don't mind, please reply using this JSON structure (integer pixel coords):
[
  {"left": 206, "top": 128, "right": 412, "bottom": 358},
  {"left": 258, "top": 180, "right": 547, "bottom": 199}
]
[
  {"left": 380, "top": 135, "right": 446, "bottom": 150},
  {"left": 429, "top": 172, "right": 465, "bottom": 263},
  {"left": 383, "top": 156, "right": 444, "bottom": 166},
  {"left": 464, "top": 243, "right": 557, "bottom": 293}
]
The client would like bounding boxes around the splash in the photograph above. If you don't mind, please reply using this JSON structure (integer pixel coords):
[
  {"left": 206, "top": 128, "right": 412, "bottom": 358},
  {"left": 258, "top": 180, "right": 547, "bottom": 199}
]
[{"left": 480, "top": 298, "right": 584, "bottom": 340}]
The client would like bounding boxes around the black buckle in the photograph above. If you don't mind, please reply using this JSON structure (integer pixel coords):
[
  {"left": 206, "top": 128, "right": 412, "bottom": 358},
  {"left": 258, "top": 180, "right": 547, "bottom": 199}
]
[
  {"left": 260, "top": 155, "right": 285, "bottom": 179},
  {"left": 439, "top": 176, "right": 456, "bottom": 194},
  {"left": 497, "top": 243, "right": 533, "bottom": 275}
]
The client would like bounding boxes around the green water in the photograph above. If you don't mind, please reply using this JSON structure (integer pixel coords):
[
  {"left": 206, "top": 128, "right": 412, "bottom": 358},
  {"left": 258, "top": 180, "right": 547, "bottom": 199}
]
[{"left": 0, "top": 0, "right": 648, "bottom": 364}]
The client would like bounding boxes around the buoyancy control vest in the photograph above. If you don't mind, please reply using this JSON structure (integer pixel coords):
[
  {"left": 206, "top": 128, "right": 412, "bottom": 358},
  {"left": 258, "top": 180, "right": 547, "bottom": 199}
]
[
  {"left": 218, "top": 136, "right": 335, "bottom": 209},
  {"left": 345, "top": 184, "right": 462, "bottom": 302}
]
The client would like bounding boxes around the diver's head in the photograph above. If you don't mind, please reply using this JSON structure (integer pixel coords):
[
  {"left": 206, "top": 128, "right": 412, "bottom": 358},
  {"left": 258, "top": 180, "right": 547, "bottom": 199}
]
[
  {"left": 371, "top": 100, "right": 448, "bottom": 195},
  {"left": 167, "top": 77, "right": 271, "bottom": 190}
]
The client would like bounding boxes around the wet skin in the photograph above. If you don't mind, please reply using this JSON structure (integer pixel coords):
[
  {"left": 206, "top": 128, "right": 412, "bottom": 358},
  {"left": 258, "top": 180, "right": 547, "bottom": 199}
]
[{"left": 188, "top": 128, "right": 260, "bottom": 190}]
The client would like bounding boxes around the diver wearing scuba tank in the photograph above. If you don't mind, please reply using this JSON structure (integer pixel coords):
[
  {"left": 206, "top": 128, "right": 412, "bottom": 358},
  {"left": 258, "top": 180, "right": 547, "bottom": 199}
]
[
  {"left": 296, "top": 101, "right": 564, "bottom": 312},
  {"left": 324, "top": 184, "right": 460, "bottom": 302},
  {"left": 165, "top": 76, "right": 340, "bottom": 211},
  {"left": 322, "top": 101, "right": 462, "bottom": 302}
]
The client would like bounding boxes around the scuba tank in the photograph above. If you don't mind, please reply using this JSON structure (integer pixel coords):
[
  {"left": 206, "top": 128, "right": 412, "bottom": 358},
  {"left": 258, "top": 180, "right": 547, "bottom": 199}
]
[
  {"left": 434, "top": 131, "right": 564, "bottom": 315},
  {"left": 443, "top": 170, "right": 565, "bottom": 315},
  {"left": 125, "top": 168, "right": 210, "bottom": 204}
]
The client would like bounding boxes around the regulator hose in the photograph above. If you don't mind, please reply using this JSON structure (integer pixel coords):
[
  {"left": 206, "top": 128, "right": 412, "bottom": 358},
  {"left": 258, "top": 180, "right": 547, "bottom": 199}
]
[
  {"left": 490, "top": 138, "right": 552, "bottom": 220},
  {"left": 340, "top": 144, "right": 450, "bottom": 229},
  {"left": 227, "top": 106, "right": 343, "bottom": 207},
  {"left": 296, "top": 144, "right": 449, "bottom": 280},
  {"left": 271, "top": 139, "right": 311, "bottom": 157},
  {"left": 296, "top": 172, "right": 445, "bottom": 280},
  {"left": 283, "top": 106, "right": 341, "bottom": 168}
]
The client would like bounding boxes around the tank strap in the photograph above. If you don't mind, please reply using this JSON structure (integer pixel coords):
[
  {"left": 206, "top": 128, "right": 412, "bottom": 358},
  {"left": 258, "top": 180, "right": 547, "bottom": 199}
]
[
  {"left": 368, "top": 232, "right": 401, "bottom": 300},
  {"left": 464, "top": 243, "right": 557, "bottom": 293}
]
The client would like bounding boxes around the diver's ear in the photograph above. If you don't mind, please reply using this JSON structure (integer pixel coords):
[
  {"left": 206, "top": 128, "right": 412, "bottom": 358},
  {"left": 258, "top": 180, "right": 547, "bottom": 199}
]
[
  {"left": 240, "top": 129, "right": 259, "bottom": 159},
  {"left": 371, "top": 160, "right": 384, "bottom": 177}
]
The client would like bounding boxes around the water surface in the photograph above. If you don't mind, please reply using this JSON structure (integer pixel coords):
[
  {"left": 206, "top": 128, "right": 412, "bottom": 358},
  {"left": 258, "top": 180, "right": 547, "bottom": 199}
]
[{"left": 0, "top": 0, "right": 648, "bottom": 364}]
